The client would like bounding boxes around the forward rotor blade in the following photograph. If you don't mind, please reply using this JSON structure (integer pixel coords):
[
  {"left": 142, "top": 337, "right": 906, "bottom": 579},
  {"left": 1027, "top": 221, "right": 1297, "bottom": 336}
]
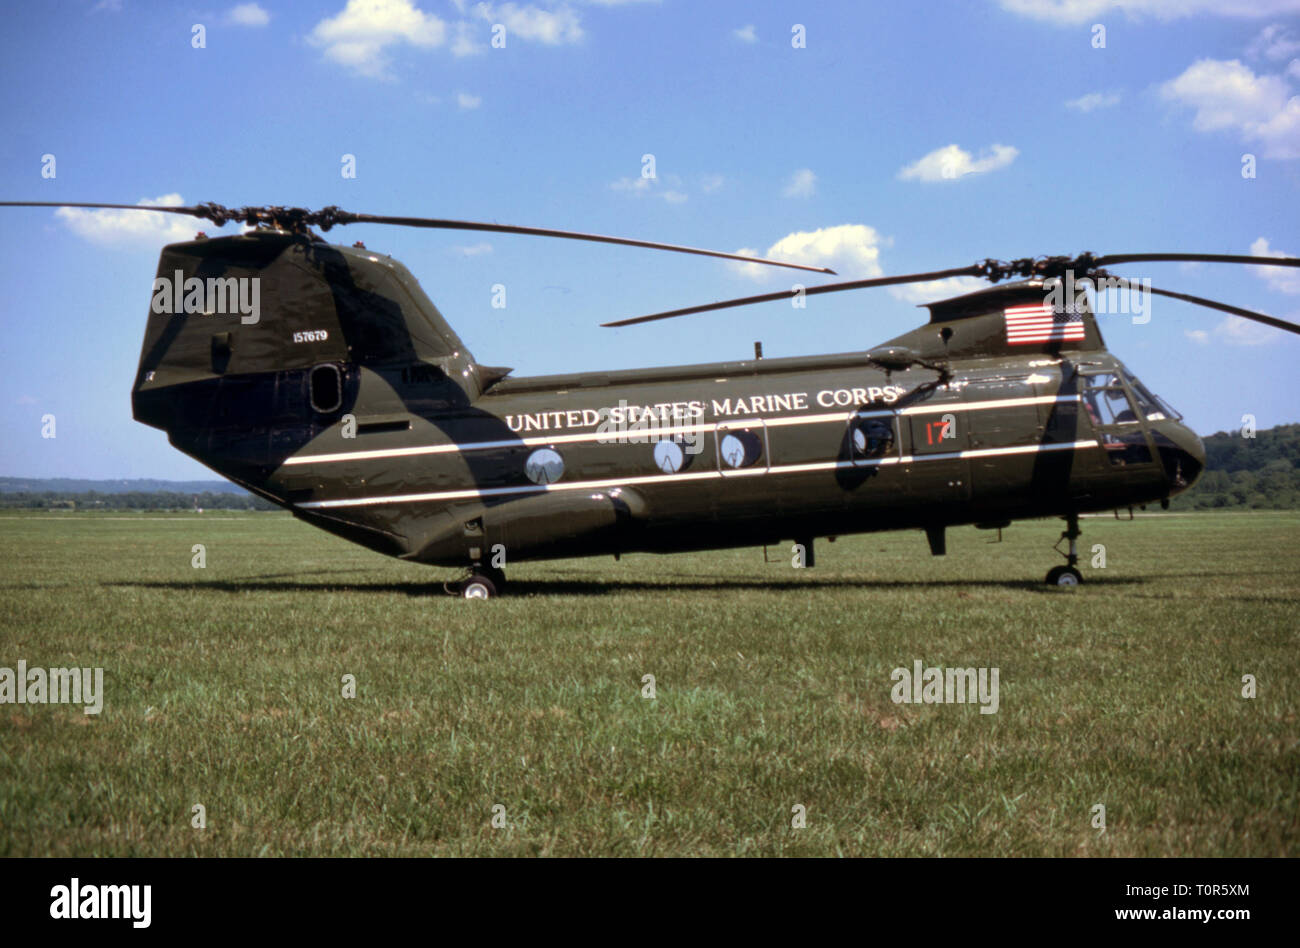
[
  {"left": 1106, "top": 276, "right": 1300, "bottom": 336},
  {"left": 1095, "top": 252, "right": 1300, "bottom": 269},
  {"left": 335, "top": 212, "right": 836, "bottom": 274},
  {"left": 601, "top": 265, "right": 985, "bottom": 327},
  {"left": 0, "top": 201, "right": 835, "bottom": 275}
]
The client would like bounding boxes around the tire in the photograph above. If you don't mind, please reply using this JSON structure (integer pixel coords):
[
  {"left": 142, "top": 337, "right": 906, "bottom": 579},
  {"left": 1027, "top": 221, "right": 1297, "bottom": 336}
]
[
  {"left": 1045, "top": 565, "right": 1082, "bottom": 587},
  {"left": 461, "top": 575, "right": 498, "bottom": 599}
]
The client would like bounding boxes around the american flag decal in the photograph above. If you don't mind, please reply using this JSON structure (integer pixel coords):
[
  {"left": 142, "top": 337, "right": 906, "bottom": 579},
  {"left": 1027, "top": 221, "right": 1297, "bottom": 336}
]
[{"left": 1003, "top": 302, "right": 1086, "bottom": 345}]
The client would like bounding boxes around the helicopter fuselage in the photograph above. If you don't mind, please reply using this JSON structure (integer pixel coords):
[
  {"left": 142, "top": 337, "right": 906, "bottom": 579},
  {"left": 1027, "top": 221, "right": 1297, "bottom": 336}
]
[{"left": 130, "top": 231, "right": 1205, "bottom": 574}]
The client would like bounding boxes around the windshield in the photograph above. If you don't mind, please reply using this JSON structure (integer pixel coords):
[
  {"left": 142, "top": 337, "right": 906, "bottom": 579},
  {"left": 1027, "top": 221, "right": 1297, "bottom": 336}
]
[
  {"left": 1081, "top": 372, "right": 1138, "bottom": 425},
  {"left": 1124, "top": 374, "right": 1182, "bottom": 421}
]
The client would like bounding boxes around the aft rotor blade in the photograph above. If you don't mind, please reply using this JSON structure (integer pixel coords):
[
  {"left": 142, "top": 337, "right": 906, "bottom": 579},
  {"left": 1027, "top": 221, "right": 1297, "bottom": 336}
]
[
  {"left": 601, "top": 265, "right": 986, "bottom": 327},
  {"left": 0, "top": 200, "right": 210, "bottom": 217},
  {"left": 0, "top": 201, "right": 835, "bottom": 275},
  {"left": 336, "top": 212, "right": 835, "bottom": 274},
  {"left": 1096, "top": 252, "right": 1300, "bottom": 269},
  {"left": 1107, "top": 276, "right": 1300, "bottom": 336}
]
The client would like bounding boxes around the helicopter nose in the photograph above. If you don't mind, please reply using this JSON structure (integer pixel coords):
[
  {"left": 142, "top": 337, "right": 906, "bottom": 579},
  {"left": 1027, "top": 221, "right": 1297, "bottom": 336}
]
[{"left": 1153, "top": 422, "right": 1205, "bottom": 494}]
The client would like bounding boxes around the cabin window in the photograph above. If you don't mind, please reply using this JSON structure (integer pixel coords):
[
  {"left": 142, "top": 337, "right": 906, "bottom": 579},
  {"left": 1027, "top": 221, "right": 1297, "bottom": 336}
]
[
  {"left": 524, "top": 448, "right": 565, "bottom": 484},
  {"left": 653, "top": 439, "right": 686, "bottom": 474},
  {"left": 309, "top": 364, "right": 342, "bottom": 414},
  {"left": 719, "top": 430, "right": 763, "bottom": 469},
  {"left": 851, "top": 417, "right": 895, "bottom": 460}
]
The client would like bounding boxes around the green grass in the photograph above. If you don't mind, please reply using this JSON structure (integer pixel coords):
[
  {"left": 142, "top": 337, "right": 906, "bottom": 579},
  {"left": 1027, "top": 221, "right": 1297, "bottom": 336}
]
[{"left": 0, "top": 509, "right": 1296, "bottom": 856}]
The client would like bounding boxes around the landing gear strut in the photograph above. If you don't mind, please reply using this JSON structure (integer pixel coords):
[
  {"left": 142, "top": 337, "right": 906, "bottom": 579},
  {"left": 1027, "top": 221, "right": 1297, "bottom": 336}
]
[{"left": 1045, "top": 514, "right": 1083, "bottom": 587}]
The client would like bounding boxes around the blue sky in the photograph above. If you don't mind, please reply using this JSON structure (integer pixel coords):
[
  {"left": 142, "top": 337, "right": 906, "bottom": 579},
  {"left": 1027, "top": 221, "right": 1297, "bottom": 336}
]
[{"left": 1, "top": 0, "right": 1298, "bottom": 479}]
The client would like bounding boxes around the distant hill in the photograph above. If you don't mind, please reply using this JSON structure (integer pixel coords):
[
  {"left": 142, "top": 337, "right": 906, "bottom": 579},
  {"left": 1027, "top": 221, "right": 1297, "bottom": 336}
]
[
  {"left": 1170, "top": 423, "right": 1300, "bottom": 510},
  {"left": 0, "top": 477, "right": 247, "bottom": 495},
  {"left": 0, "top": 477, "right": 275, "bottom": 511}
]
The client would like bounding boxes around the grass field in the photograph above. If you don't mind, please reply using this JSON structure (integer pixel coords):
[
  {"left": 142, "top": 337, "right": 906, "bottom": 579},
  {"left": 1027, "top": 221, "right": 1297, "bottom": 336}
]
[{"left": 0, "top": 509, "right": 1296, "bottom": 857}]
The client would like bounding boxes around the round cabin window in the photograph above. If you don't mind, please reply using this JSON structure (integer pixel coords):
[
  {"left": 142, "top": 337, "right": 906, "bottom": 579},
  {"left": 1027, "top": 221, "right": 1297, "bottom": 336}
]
[
  {"left": 719, "top": 430, "right": 763, "bottom": 469},
  {"left": 309, "top": 364, "right": 342, "bottom": 414},
  {"left": 852, "top": 418, "right": 894, "bottom": 459},
  {"left": 524, "top": 448, "right": 565, "bottom": 484},
  {"left": 653, "top": 439, "right": 686, "bottom": 474}
]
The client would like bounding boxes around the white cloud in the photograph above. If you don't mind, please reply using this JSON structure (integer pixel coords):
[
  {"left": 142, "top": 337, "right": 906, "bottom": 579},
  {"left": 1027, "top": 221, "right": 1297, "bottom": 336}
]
[
  {"left": 1065, "top": 91, "right": 1121, "bottom": 112},
  {"left": 1248, "top": 24, "right": 1300, "bottom": 61},
  {"left": 887, "top": 276, "right": 990, "bottom": 304},
  {"left": 781, "top": 168, "right": 817, "bottom": 198},
  {"left": 999, "top": 1, "right": 1300, "bottom": 25},
  {"left": 733, "top": 24, "right": 757, "bottom": 43},
  {"left": 699, "top": 173, "right": 725, "bottom": 193},
  {"left": 897, "top": 143, "right": 1018, "bottom": 182},
  {"left": 610, "top": 173, "right": 687, "bottom": 203},
  {"left": 729, "top": 224, "right": 887, "bottom": 281},
  {"left": 228, "top": 3, "right": 270, "bottom": 26},
  {"left": 473, "top": 3, "right": 584, "bottom": 45},
  {"left": 1159, "top": 58, "right": 1300, "bottom": 159},
  {"left": 451, "top": 21, "right": 484, "bottom": 55},
  {"left": 455, "top": 241, "right": 493, "bottom": 256},
  {"left": 457, "top": 91, "right": 482, "bottom": 109},
  {"left": 55, "top": 195, "right": 203, "bottom": 246},
  {"left": 612, "top": 176, "right": 649, "bottom": 192},
  {"left": 1249, "top": 237, "right": 1300, "bottom": 294},
  {"left": 1185, "top": 318, "right": 1283, "bottom": 345},
  {"left": 310, "top": 1, "right": 591, "bottom": 75},
  {"left": 308, "top": 0, "right": 448, "bottom": 79}
]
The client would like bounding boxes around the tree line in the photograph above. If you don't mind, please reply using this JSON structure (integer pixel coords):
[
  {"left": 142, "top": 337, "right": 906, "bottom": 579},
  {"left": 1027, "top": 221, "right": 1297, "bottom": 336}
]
[
  {"left": 1170, "top": 424, "right": 1300, "bottom": 510},
  {"left": 1, "top": 490, "right": 278, "bottom": 511}
]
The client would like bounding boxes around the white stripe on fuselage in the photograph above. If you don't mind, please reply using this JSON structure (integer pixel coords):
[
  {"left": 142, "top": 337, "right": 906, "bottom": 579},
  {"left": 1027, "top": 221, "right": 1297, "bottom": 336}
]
[
  {"left": 297, "top": 437, "right": 1099, "bottom": 510},
  {"left": 284, "top": 394, "right": 1081, "bottom": 466}
]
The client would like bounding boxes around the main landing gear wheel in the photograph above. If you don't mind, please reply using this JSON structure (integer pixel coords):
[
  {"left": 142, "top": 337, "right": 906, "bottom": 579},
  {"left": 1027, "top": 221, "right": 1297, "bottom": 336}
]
[
  {"left": 460, "top": 574, "right": 497, "bottom": 599},
  {"left": 1045, "top": 565, "right": 1082, "bottom": 587},
  {"left": 451, "top": 565, "right": 505, "bottom": 599}
]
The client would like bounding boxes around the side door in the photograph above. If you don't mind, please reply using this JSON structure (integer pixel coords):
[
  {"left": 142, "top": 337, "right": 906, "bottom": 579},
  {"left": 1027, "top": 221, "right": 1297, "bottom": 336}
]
[
  {"left": 963, "top": 376, "right": 1044, "bottom": 500},
  {"left": 710, "top": 419, "right": 771, "bottom": 518},
  {"left": 901, "top": 401, "right": 971, "bottom": 501}
]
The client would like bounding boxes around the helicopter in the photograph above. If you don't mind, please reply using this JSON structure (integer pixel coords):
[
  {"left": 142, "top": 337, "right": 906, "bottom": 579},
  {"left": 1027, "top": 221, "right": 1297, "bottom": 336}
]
[{"left": 4, "top": 200, "right": 1297, "bottom": 598}]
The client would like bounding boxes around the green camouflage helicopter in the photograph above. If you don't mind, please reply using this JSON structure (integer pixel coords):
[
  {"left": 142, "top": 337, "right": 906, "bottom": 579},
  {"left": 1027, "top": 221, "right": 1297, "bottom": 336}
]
[{"left": 5, "top": 201, "right": 1298, "bottom": 598}]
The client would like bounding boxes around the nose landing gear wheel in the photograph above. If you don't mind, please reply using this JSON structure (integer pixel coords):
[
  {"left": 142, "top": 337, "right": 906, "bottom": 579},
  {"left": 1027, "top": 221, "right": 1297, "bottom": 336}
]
[
  {"left": 1045, "top": 513, "right": 1083, "bottom": 587},
  {"left": 1045, "top": 565, "right": 1082, "bottom": 587}
]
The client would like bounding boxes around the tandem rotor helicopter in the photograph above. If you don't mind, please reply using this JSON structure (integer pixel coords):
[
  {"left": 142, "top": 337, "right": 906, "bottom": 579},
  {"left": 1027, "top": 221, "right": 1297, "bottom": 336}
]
[{"left": 5, "top": 200, "right": 1298, "bottom": 597}]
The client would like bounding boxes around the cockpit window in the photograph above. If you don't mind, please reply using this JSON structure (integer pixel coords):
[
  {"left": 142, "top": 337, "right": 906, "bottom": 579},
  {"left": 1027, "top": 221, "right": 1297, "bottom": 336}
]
[
  {"left": 1124, "top": 374, "right": 1181, "bottom": 421},
  {"left": 1081, "top": 371, "right": 1153, "bottom": 465},
  {"left": 1081, "top": 372, "right": 1138, "bottom": 426}
]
